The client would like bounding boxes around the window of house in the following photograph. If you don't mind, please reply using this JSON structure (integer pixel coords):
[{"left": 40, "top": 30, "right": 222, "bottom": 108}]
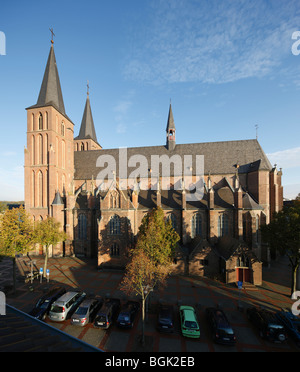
[
  {"left": 78, "top": 214, "right": 87, "bottom": 240},
  {"left": 218, "top": 214, "right": 229, "bottom": 237},
  {"left": 110, "top": 243, "right": 120, "bottom": 257},
  {"left": 109, "top": 215, "right": 121, "bottom": 235},
  {"left": 191, "top": 213, "right": 202, "bottom": 238},
  {"left": 167, "top": 213, "right": 177, "bottom": 230},
  {"left": 39, "top": 113, "right": 43, "bottom": 130}
]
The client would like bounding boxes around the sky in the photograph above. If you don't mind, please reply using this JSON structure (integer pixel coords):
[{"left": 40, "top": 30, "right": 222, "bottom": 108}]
[{"left": 0, "top": 0, "right": 300, "bottom": 201}]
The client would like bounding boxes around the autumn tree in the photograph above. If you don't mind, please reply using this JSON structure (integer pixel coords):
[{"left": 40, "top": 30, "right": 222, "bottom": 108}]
[
  {"left": 136, "top": 207, "right": 180, "bottom": 266},
  {"left": 261, "top": 200, "right": 300, "bottom": 297},
  {"left": 0, "top": 206, "right": 34, "bottom": 292},
  {"left": 34, "top": 217, "right": 67, "bottom": 277},
  {"left": 120, "top": 250, "right": 171, "bottom": 346}
]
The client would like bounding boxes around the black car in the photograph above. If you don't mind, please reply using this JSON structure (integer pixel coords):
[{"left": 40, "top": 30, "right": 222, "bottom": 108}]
[
  {"left": 116, "top": 301, "right": 140, "bottom": 329},
  {"left": 157, "top": 304, "right": 175, "bottom": 333},
  {"left": 205, "top": 307, "right": 236, "bottom": 345},
  {"left": 247, "top": 306, "right": 287, "bottom": 343},
  {"left": 29, "top": 286, "right": 66, "bottom": 320},
  {"left": 94, "top": 298, "right": 121, "bottom": 329}
]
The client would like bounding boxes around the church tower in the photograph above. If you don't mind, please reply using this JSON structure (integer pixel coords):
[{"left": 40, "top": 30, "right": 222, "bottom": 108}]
[
  {"left": 166, "top": 103, "right": 176, "bottom": 151},
  {"left": 74, "top": 84, "right": 102, "bottom": 151},
  {"left": 24, "top": 38, "right": 74, "bottom": 225}
]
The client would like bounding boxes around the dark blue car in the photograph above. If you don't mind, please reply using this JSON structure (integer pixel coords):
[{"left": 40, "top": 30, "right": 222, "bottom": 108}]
[
  {"left": 29, "top": 286, "right": 66, "bottom": 320},
  {"left": 276, "top": 310, "right": 300, "bottom": 347}
]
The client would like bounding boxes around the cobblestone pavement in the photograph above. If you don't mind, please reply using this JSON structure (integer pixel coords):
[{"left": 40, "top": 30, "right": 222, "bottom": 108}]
[{"left": 1, "top": 254, "right": 299, "bottom": 352}]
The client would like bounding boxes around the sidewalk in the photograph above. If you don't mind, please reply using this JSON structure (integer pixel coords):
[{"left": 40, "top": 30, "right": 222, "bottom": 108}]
[{"left": 1, "top": 254, "right": 298, "bottom": 352}]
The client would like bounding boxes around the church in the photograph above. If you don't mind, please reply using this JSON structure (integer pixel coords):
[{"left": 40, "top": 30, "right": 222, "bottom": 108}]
[{"left": 24, "top": 40, "right": 283, "bottom": 286}]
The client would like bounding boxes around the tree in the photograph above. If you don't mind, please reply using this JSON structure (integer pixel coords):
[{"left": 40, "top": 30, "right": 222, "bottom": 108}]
[
  {"left": 261, "top": 200, "right": 300, "bottom": 297},
  {"left": 120, "top": 250, "right": 171, "bottom": 346},
  {"left": 136, "top": 207, "right": 180, "bottom": 266},
  {"left": 33, "top": 217, "right": 67, "bottom": 277},
  {"left": 0, "top": 206, "right": 34, "bottom": 292},
  {"left": 120, "top": 207, "right": 180, "bottom": 346}
]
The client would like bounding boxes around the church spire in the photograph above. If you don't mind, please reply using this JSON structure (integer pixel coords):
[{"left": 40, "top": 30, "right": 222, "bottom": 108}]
[
  {"left": 76, "top": 83, "right": 98, "bottom": 143},
  {"left": 29, "top": 42, "right": 66, "bottom": 116},
  {"left": 166, "top": 103, "right": 176, "bottom": 151}
]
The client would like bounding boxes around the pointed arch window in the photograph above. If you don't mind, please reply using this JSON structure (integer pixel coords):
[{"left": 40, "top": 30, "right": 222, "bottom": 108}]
[
  {"left": 78, "top": 214, "right": 87, "bottom": 240},
  {"left": 218, "top": 213, "right": 229, "bottom": 237},
  {"left": 39, "top": 113, "right": 43, "bottom": 130},
  {"left": 110, "top": 243, "right": 120, "bottom": 257},
  {"left": 38, "top": 134, "right": 43, "bottom": 164},
  {"left": 191, "top": 213, "right": 202, "bottom": 238},
  {"left": 167, "top": 213, "right": 177, "bottom": 230},
  {"left": 109, "top": 215, "right": 121, "bottom": 235},
  {"left": 38, "top": 171, "right": 43, "bottom": 207}
]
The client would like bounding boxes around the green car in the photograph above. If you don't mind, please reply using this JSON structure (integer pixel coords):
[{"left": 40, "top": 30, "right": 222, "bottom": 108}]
[{"left": 179, "top": 305, "right": 200, "bottom": 338}]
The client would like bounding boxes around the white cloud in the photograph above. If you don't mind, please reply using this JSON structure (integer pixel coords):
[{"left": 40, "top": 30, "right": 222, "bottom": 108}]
[
  {"left": 267, "top": 147, "right": 300, "bottom": 169},
  {"left": 124, "top": 0, "right": 300, "bottom": 85}
]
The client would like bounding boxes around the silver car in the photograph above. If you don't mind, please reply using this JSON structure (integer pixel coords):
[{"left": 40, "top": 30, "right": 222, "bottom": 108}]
[
  {"left": 71, "top": 298, "right": 103, "bottom": 326},
  {"left": 49, "top": 291, "right": 86, "bottom": 322}
]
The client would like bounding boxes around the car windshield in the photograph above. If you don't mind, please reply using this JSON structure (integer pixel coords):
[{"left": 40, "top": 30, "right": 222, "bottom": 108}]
[
  {"left": 75, "top": 307, "right": 88, "bottom": 315},
  {"left": 219, "top": 327, "right": 234, "bottom": 335},
  {"left": 118, "top": 314, "right": 130, "bottom": 322},
  {"left": 36, "top": 299, "right": 50, "bottom": 309},
  {"left": 96, "top": 315, "right": 106, "bottom": 322},
  {"left": 269, "top": 324, "right": 284, "bottom": 330},
  {"left": 51, "top": 305, "right": 64, "bottom": 313},
  {"left": 185, "top": 321, "right": 198, "bottom": 329}
]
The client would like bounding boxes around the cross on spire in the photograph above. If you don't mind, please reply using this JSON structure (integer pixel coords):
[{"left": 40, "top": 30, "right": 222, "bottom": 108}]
[
  {"left": 49, "top": 28, "right": 55, "bottom": 44},
  {"left": 87, "top": 80, "right": 90, "bottom": 96}
]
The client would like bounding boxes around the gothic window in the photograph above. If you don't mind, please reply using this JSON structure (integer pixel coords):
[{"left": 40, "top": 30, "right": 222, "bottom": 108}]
[
  {"left": 255, "top": 215, "right": 260, "bottom": 244},
  {"left": 38, "top": 134, "right": 43, "bottom": 164},
  {"left": 62, "top": 140, "right": 65, "bottom": 169},
  {"left": 78, "top": 214, "right": 87, "bottom": 240},
  {"left": 45, "top": 112, "right": 48, "bottom": 130},
  {"left": 110, "top": 243, "right": 120, "bottom": 257},
  {"left": 218, "top": 213, "right": 229, "bottom": 237},
  {"left": 32, "top": 171, "right": 35, "bottom": 207},
  {"left": 191, "top": 213, "right": 202, "bottom": 238},
  {"left": 167, "top": 213, "right": 177, "bottom": 230},
  {"left": 32, "top": 135, "right": 35, "bottom": 165},
  {"left": 110, "top": 190, "right": 119, "bottom": 209},
  {"left": 31, "top": 114, "right": 34, "bottom": 131},
  {"left": 109, "top": 215, "right": 121, "bottom": 235},
  {"left": 39, "top": 113, "right": 43, "bottom": 130},
  {"left": 61, "top": 121, "right": 65, "bottom": 136},
  {"left": 38, "top": 171, "right": 43, "bottom": 207},
  {"left": 81, "top": 143, "right": 84, "bottom": 151}
]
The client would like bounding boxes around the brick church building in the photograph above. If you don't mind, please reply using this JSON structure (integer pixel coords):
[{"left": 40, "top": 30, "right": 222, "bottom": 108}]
[{"left": 24, "top": 41, "right": 283, "bottom": 285}]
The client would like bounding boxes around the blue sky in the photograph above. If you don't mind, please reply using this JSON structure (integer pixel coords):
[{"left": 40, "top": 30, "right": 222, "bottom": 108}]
[{"left": 0, "top": 0, "right": 300, "bottom": 200}]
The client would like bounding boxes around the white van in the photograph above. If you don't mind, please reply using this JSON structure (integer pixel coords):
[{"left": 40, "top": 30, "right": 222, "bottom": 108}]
[{"left": 49, "top": 291, "right": 86, "bottom": 322}]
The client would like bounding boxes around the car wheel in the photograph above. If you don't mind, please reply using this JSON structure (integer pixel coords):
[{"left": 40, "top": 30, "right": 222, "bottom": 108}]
[{"left": 278, "top": 333, "right": 286, "bottom": 342}]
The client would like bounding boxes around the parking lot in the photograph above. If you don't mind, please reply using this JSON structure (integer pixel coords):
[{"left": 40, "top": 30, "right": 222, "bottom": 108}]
[{"left": 2, "top": 254, "right": 299, "bottom": 352}]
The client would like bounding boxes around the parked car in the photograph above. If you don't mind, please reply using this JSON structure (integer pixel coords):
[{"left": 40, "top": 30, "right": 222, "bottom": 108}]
[
  {"left": 247, "top": 306, "right": 287, "bottom": 343},
  {"left": 94, "top": 298, "right": 120, "bottom": 329},
  {"left": 71, "top": 297, "right": 103, "bottom": 326},
  {"left": 205, "top": 307, "right": 236, "bottom": 345},
  {"left": 157, "top": 303, "right": 175, "bottom": 333},
  {"left": 116, "top": 300, "right": 140, "bottom": 329},
  {"left": 179, "top": 305, "right": 200, "bottom": 338},
  {"left": 276, "top": 310, "right": 300, "bottom": 347},
  {"left": 49, "top": 291, "right": 86, "bottom": 322},
  {"left": 29, "top": 286, "right": 66, "bottom": 320}
]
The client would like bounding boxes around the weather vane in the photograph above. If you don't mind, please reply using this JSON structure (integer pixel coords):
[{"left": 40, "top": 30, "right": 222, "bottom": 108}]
[{"left": 49, "top": 28, "right": 55, "bottom": 44}]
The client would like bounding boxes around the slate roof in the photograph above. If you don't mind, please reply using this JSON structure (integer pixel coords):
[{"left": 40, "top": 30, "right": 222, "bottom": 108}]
[
  {"left": 0, "top": 305, "right": 101, "bottom": 352},
  {"left": 75, "top": 95, "right": 99, "bottom": 144},
  {"left": 166, "top": 103, "right": 176, "bottom": 131},
  {"left": 74, "top": 139, "right": 272, "bottom": 181},
  {"left": 26, "top": 45, "right": 73, "bottom": 123}
]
